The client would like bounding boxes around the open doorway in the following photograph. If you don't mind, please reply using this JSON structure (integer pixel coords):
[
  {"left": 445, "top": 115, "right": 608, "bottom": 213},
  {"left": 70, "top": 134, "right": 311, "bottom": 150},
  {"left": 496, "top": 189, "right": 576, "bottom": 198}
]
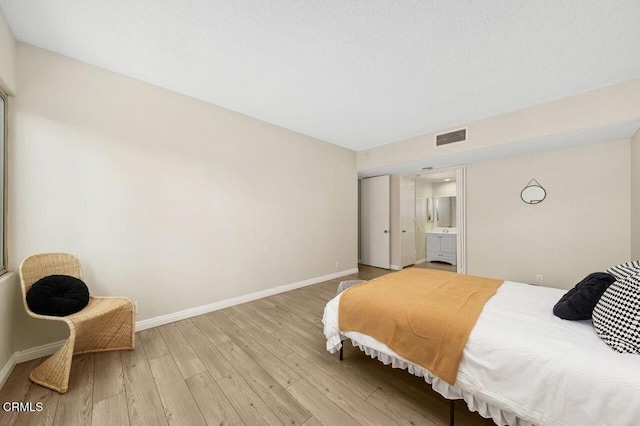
[
  {"left": 358, "top": 167, "right": 466, "bottom": 273},
  {"left": 412, "top": 167, "right": 466, "bottom": 273}
]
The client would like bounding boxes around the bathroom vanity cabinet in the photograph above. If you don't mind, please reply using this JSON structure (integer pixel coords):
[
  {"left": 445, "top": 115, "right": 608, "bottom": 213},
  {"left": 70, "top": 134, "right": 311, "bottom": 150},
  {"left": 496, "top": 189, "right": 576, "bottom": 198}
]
[{"left": 426, "top": 232, "right": 457, "bottom": 266}]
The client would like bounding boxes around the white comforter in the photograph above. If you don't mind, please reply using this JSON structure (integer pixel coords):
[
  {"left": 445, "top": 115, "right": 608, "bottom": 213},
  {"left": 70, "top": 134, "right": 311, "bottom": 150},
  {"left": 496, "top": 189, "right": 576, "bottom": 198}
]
[{"left": 323, "top": 281, "right": 640, "bottom": 426}]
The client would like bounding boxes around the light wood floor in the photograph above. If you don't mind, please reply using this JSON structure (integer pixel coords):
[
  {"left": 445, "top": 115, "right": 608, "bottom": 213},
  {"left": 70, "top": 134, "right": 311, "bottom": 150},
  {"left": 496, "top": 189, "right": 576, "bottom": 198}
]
[
  {"left": 414, "top": 261, "right": 457, "bottom": 273},
  {"left": 0, "top": 265, "right": 493, "bottom": 426}
]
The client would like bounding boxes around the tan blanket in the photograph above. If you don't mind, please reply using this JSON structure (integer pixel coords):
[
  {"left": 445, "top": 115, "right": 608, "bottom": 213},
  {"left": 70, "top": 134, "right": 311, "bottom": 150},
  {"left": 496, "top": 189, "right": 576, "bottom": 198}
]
[{"left": 339, "top": 268, "right": 502, "bottom": 384}]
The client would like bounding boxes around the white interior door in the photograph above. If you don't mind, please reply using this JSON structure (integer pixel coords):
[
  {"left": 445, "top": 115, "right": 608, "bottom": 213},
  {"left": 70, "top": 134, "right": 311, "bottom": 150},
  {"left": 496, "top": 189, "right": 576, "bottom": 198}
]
[
  {"left": 400, "top": 178, "right": 416, "bottom": 267},
  {"left": 361, "top": 175, "right": 390, "bottom": 269}
]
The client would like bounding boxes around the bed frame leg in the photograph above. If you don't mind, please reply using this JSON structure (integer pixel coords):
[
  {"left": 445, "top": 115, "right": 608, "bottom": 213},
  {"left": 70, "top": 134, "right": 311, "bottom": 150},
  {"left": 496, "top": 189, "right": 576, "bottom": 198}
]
[
  {"left": 449, "top": 400, "right": 455, "bottom": 426},
  {"left": 339, "top": 340, "right": 344, "bottom": 361}
]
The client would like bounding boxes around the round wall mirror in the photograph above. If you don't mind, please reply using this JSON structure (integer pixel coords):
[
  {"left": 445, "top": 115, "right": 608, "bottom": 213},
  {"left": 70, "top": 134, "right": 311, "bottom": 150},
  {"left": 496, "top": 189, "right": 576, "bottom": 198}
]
[{"left": 521, "top": 185, "right": 546, "bottom": 204}]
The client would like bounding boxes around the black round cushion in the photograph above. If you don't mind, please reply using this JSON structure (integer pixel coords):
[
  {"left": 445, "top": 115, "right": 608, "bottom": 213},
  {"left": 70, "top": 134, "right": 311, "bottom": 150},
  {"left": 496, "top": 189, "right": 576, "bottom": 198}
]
[
  {"left": 553, "top": 272, "right": 615, "bottom": 320},
  {"left": 26, "top": 275, "right": 90, "bottom": 317}
]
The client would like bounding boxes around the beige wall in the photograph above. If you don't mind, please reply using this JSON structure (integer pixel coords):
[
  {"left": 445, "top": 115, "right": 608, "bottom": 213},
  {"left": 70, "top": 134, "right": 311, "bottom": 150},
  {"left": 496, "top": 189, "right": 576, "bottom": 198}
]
[
  {"left": 358, "top": 79, "right": 640, "bottom": 173},
  {"left": 415, "top": 178, "right": 433, "bottom": 200},
  {"left": 631, "top": 129, "right": 640, "bottom": 259},
  {"left": 9, "top": 44, "right": 357, "bottom": 350},
  {"left": 467, "top": 139, "right": 630, "bottom": 289},
  {"left": 0, "top": 9, "right": 16, "bottom": 94}
]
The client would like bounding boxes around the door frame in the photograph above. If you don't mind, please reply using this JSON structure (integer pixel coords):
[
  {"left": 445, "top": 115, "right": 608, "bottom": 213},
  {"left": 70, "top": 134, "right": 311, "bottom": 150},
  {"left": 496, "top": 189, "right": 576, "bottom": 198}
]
[
  {"left": 455, "top": 167, "right": 467, "bottom": 273},
  {"left": 409, "top": 166, "right": 467, "bottom": 274}
]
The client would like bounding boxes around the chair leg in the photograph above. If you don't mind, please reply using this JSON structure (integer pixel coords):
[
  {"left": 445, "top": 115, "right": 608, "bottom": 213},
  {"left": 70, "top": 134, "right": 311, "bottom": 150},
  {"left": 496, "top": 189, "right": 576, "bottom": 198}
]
[{"left": 29, "top": 332, "right": 76, "bottom": 394}]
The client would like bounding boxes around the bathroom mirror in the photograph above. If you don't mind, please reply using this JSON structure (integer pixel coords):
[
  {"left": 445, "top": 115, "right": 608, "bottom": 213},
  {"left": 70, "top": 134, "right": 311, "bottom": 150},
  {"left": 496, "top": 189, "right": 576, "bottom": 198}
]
[
  {"left": 521, "top": 180, "right": 546, "bottom": 204},
  {"left": 435, "top": 196, "right": 456, "bottom": 228}
]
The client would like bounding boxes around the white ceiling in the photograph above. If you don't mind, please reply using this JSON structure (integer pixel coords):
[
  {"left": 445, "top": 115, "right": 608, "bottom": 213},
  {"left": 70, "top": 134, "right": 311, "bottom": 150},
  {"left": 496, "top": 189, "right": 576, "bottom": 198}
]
[{"left": 1, "top": 1, "right": 639, "bottom": 151}]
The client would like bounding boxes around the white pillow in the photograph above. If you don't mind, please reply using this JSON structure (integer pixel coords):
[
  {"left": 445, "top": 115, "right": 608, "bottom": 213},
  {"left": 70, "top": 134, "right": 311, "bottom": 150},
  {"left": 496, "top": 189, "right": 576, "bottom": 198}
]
[
  {"left": 606, "top": 260, "right": 640, "bottom": 281},
  {"left": 592, "top": 273, "right": 640, "bottom": 354}
]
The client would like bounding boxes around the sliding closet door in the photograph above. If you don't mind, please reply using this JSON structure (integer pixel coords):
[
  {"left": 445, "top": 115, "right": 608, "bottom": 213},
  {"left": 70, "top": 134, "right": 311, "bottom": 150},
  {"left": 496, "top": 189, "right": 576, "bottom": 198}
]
[
  {"left": 360, "top": 175, "right": 390, "bottom": 269},
  {"left": 400, "top": 177, "right": 416, "bottom": 267}
]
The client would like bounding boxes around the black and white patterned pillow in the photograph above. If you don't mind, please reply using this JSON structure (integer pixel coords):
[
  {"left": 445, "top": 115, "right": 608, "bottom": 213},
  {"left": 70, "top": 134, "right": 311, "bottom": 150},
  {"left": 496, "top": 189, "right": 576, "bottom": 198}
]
[
  {"left": 592, "top": 273, "right": 640, "bottom": 354},
  {"left": 606, "top": 260, "right": 640, "bottom": 281}
]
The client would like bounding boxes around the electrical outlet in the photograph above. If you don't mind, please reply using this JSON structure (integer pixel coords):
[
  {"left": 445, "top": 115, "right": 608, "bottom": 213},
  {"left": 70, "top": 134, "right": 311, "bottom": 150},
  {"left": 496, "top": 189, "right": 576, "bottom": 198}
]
[
  {"left": 134, "top": 301, "right": 139, "bottom": 313},
  {"left": 335, "top": 261, "right": 339, "bottom": 269},
  {"left": 536, "top": 275, "right": 543, "bottom": 283}
]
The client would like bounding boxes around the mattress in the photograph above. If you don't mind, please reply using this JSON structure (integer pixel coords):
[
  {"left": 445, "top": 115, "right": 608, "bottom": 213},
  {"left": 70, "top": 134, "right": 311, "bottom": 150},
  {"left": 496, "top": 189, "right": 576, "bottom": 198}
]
[{"left": 323, "top": 280, "right": 640, "bottom": 426}]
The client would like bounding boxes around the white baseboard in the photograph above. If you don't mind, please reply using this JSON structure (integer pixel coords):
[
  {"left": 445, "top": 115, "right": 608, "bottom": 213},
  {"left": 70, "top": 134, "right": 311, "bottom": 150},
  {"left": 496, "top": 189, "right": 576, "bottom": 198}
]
[
  {"left": 0, "top": 353, "right": 16, "bottom": 390},
  {"left": 415, "top": 258, "right": 427, "bottom": 265},
  {"left": 390, "top": 264, "right": 402, "bottom": 271},
  {"left": 1, "top": 339, "right": 69, "bottom": 389},
  {"left": 14, "top": 339, "right": 67, "bottom": 364},
  {"left": 136, "top": 267, "right": 358, "bottom": 331},
  {"left": 0, "top": 267, "right": 359, "bottom": 378},
  {"left": 136, "top": 268, "right": 358, "bottom": 331}
]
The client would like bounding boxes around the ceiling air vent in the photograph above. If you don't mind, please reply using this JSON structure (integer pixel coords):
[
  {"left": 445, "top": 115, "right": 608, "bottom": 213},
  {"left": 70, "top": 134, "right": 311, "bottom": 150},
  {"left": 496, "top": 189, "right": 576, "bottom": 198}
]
[{"left": 435, "top": 128, "right": 467, "bottom": 147}]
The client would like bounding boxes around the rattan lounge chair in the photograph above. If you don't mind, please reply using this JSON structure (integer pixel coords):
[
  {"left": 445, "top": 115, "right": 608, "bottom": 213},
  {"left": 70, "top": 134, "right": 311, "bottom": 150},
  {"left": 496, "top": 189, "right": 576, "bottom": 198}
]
[{"left": 19, "top": 253, "right": 135, "bottom": 393}]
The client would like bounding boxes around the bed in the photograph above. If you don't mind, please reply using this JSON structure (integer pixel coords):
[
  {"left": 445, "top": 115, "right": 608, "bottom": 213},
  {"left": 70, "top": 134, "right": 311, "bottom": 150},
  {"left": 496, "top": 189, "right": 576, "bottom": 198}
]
[{"left": 322, "top": 269, "right": 640, "bottom": 426}]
